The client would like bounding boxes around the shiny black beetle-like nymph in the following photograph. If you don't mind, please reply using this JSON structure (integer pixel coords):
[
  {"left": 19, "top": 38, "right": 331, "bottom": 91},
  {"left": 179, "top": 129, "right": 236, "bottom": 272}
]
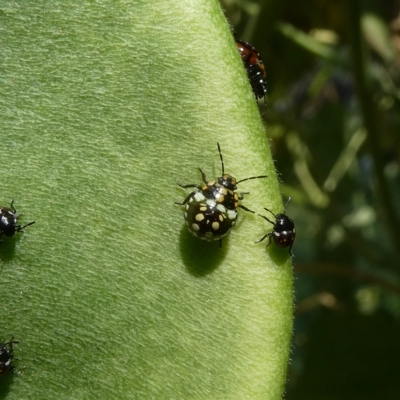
[
  {"left": 0, "top": 337, "right": 18, "bottom": 376},
  {"left": 0, "top": 200, "right": 35, "bottom": 241},
  {"left": 256, "top": 197, "right": 296, "bottom": 255},
  {"left": 176, "top": 143, "right": 267, "bottom": 243}
]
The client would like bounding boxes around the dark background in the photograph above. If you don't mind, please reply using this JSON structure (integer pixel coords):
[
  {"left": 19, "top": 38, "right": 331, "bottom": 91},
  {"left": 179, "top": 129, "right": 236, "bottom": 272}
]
[{"left": 223, "top": 0, "right": 400, "bottom": 398}]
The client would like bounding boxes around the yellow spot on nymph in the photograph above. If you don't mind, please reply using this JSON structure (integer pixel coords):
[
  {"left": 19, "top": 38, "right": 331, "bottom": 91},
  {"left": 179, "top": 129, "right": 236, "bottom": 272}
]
[
  {"left": 219, "top": 214, "right": 224, "bottom": 222},
  {"left": 199, "top": 206, "right": 207, "bottom": 212},
  {"left": 195, "top": 213, "right": 205, "bottom": 222},
  {"left": 212, "top": 222, "right": 220, "bottom": 231},
  {"left": 192, "top": 223, "right": 200, "bottom": 232}
]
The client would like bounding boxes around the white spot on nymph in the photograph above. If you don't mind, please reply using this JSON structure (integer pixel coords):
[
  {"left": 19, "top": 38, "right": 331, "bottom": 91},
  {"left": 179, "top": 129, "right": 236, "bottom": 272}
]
[
  {"left": 227, "top": 210, "right": 237, "bottom": 220},
  {"left": 184, "top": 212, "right": 187, "bottom": 218},
  {"left": 194, "top": 192, "right": 206, "bottom": 202},
  {"left": 192, "top": 223, "right": 200, "bottom": 232},
  {"left": 185, "top": 204, "right": 189, "bottom": 210},
  {"left": 215, "top": 193, "right": 224, "bottom": 202},
  {"left": 205, "top": 231, "right": 213, "bottom": 238},
  {"left": 195, "top": 213, "right": 205, "bottom": 222},
  {"left": 274, "top": 231, "right": 281, "bottom": 237},
  {"left": 293, "top": 228, "right": 296, "bottom": 233},
  {"left": 216, "top": 204, "right": 226, "bottom": 213},
  {"left": 206, "top": 199, "right": 216, "bottom": 207},
  {"left": 218, "top": 214, "right": 224, "bottom": 222},
  {"left": 212, "top": 221, "right": 220, "bottom": 231}
]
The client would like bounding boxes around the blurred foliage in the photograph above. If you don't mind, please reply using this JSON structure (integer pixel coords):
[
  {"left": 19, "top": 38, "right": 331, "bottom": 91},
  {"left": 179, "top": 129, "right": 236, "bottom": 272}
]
[{"left": 223, "top": 0, "right": 400, "bottom": 398}]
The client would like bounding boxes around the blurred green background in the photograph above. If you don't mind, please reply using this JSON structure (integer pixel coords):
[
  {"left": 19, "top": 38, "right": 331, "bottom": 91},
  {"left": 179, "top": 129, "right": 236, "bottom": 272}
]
[{"left": 224, "top": 0, "right": 400, "bottom": 398}]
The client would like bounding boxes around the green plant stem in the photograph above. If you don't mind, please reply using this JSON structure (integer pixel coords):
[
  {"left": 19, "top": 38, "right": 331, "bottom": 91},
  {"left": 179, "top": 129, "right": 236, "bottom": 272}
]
[{"left": 0, "top": 1, "right": 292, "bottom": 398}]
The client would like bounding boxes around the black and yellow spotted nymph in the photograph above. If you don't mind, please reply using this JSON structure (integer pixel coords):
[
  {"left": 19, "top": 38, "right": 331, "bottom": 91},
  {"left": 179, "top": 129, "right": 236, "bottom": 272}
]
[{"left": 176, "top": 143, "right": 267, "bottom": 244}]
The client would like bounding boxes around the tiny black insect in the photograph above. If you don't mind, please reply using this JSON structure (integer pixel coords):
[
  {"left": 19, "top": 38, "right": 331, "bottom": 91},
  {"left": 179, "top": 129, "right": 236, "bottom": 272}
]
[
  {"left": 236, "top": 39, "right": 267, "bottom": 112},
  {"left": 176, "top": 143, "right": 267, "bottom": 244},
  {"left": 0, "top": 200, "right": 35, "bottom": 242},
  {"left": 0, "top": 337, "right": 18, "bottom": 376},
  {"left": 256, "top": 197, "right": 296, "bottom": 255}
]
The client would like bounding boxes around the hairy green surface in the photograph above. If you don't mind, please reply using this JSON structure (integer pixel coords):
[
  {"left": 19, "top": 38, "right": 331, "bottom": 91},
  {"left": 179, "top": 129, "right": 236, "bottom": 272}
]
[{"left": 0, "top": 1, "right": 292, "bottom": 398}]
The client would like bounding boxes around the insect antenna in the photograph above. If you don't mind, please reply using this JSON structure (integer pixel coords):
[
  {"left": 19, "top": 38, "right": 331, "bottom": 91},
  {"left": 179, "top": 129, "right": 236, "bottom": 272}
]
[
  {"left": 217, "top": 142, "right": 225, "bottom": 175},
  {"left": 237, "top": 175, "right": 267, "bottom": 184},
  {"left": 283, "top": 196, "right": 292, "bottom": 213}
]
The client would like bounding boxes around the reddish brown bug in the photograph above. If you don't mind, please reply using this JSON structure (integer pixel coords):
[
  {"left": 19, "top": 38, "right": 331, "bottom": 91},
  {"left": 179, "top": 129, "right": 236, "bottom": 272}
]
[{"left": 236, "top": 40, "right": 267, "bottom": 111}]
